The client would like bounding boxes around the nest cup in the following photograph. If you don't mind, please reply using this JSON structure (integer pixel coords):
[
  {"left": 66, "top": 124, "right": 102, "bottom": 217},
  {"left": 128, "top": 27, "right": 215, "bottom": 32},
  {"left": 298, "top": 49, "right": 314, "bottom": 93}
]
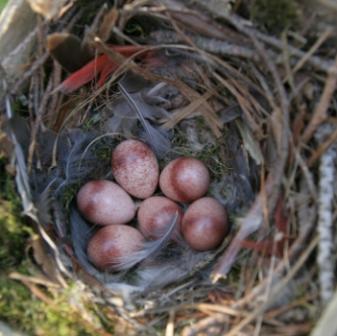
[
  {"left": 4, "top": 0, "right": 335, "bottom": 334},
  {"left": 2, "top": 0, "right": 266, "bottom": 329},
  {"left": 21, "top": 70, "right": 256, "bottom": 301}
]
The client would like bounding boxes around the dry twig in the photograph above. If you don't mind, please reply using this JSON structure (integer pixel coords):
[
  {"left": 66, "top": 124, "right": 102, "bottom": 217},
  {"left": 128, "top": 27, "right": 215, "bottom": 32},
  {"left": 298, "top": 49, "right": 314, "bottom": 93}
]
[
  {"left": 311, "top": 289, "right": 337, "bottom": 336},
  {"left": 302, "top": 56, "right": 337, "bottom": 143},
  {"left": 211, "top": 8, "right": 290, "bottom": 281},
  {"left": 316, "top": 126, "right": 337, "bottom": 303}
]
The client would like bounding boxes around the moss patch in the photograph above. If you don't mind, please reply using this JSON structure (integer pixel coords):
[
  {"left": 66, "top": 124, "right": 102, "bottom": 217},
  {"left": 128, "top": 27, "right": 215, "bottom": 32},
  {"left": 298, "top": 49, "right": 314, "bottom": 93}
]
[
  {"left": 0, "top": 276, "right": 99, "bottom": 336},
  {"left": 251, "top": 0, "right": 300, "bottom": 34},
  {"left": 0, "top": 158, "right": 31, "bottom": 269},
  {"left": 0, "top": 0, "right": 7, "bottom": 11},
  {"left": 0, "top": 157, "right": 101, "bottom": 335}
]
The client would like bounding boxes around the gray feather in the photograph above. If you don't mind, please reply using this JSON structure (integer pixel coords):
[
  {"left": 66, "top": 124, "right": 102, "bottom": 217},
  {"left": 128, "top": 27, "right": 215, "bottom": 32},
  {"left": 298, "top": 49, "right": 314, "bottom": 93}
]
[
  {"left": 110, "top": 212, "right": 180, "bottom": 270},
  {"left": 118, "top": 81, "right": 171, "bottom": 158},
  {"left": 70, "top": 208, "right": 102, "bottom": 275},
  {"left": 136, "top": 246, "right": 211, "bottom": 292}
]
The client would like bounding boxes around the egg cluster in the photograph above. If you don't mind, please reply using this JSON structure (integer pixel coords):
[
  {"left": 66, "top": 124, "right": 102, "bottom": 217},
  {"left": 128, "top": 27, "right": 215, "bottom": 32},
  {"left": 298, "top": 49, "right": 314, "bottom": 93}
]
[{"left": 76, "top": 139, "right": 229, "bottom": 271}]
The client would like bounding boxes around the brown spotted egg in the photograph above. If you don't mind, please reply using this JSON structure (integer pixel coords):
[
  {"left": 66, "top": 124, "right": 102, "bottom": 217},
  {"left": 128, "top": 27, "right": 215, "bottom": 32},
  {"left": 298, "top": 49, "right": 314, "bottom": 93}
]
[
  {"left": 76, "top": 180, "right": 136, "bottom": 225},
  {"left": 159, "top": 157, "right": 210, "bottom": 203},
  {"left": 137, "top": 196, "right": 183, "bottom": 240},
  {"left": 182, "top": 197, "right": 228, "bottom": 251},
  {"left": 87, "top": 225, "right": 144, "bottom": 270},
  {"left": 112, "top": 139, "right": 159, "bottom": 199}
]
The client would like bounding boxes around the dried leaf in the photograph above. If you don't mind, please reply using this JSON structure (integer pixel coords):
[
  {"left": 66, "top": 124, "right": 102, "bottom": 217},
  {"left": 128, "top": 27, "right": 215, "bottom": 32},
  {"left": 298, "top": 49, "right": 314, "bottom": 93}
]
[
  {"left": 0, "top": 129, "right": 13, "bottom": 159},
  {"left": 47, "top": 33, "right": 93, "bottom": 72},
  {"left": 236, "top": 119, "right": 264, "bottom": 165},
  {"left": 270, "top": 107, "right": 284, "bottom": 155},
  {"left": 98, "top": 8, "right": 119, "bottom": 42},
  {"left": 26, "top": 0, "right": 69, "bottom": 20},
  {"left": 0, "top": 0, "right": 37, "bottom": 95},
  {"left": 58, "top": 45, "right": 144, "bottom": 93},
  {"left": 240, "top": 196, "right": 290, "bottom": 258},
  {"left": 163, "top": 92, "right": 213, "bottom": 129},
  {"left": 31, "top": 235, "right": 67, "bottom": 286},
  {"left": 58, "top": 54, "right": 112, "bottom": 94}
]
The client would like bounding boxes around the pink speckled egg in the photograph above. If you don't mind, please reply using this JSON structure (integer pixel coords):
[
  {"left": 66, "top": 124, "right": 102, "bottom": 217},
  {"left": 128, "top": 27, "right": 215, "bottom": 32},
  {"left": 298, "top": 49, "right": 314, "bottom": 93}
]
[
  {"left": 77, "top": 180, "right": 136, "bottom": 225},
  {"left": 87, "top": 225, "right": 144, "bottom": 270},
  {"left": 159, "top": 157, "right": 210, "bottom": 203},
  {"left": 182, "top": 197, "right": 228, "bottom": 251},
  {"left": 112, "top": 139, "right": 159, "bottom": 199},
  {"left": 137, "top": 196, "right": 183, "bottom": 240}
]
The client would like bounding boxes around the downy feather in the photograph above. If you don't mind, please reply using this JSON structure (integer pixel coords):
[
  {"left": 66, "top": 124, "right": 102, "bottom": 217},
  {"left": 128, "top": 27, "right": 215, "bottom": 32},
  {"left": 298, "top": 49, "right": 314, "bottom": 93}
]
[
  {"left": 118, "top": 81, "right": 171, "bottom": 158},
  {"left": 109, "top": 212, "right": 180, "bottom": 270}
]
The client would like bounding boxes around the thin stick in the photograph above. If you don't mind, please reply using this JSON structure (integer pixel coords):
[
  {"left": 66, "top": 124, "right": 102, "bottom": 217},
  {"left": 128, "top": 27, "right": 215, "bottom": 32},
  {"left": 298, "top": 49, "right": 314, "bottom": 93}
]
[
  {"left": 225, "top": 236, "right": 319, "bottom": 336},
  {"left": 149, "top": 30, "right": 259, "bottom": 60},
  {"left": 311, "top": 289, "right": 337, "bottom": 336},
  {"left": 222, "top": 14, "right": 334, "bottom": 73},
  {"left": 308, "top": 127, "right": 337, "bottom": 166},
  {"left": 211, "top": 10, "right": 290, "bottom": 280},
  {"left": 301, "top": 55, "right": 337, "bottom": 143},
  {"left": 165, "top": 310, "right": 175, "bottom": 336},
  {"left": 317, "top": 136, "right": 336, "bottom": 303},
  {"left": 11, "top": 53, "right": 49, "bottom": 94},
  {"left": 182, "top": 314, "right": 227, "bottom": 336},
  {"left": 283, "top": 28, "right": 332, "bottom": 83}
]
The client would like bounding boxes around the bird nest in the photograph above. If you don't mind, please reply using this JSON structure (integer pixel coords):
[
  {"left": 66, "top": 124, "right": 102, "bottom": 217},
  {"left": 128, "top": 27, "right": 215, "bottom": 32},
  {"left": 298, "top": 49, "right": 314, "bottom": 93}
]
[{"left": 2, "top": 0, "right": 337, "bottom": 335}]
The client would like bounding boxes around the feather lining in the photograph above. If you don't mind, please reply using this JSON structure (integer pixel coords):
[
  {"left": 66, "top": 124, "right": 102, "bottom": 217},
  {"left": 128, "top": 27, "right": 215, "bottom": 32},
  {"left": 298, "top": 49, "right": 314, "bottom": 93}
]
[
  {"left": 110, "top": 212, "right": 180, "bottom": 270},
  {"left": 118, "top": 80, "right": 171, "bottom": 157}
]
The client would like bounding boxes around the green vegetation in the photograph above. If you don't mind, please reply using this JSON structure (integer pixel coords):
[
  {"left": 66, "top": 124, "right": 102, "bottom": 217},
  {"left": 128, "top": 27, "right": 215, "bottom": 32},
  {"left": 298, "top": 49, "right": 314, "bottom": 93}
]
[
  {"left": 171, "top": 122, "right": 232, "bottom": 180},
  {"left": 0, "top": 157, "right": 100, "bottom": 335},
  {"left": 0, "top": 275, "right": 100, "bottom": 335},
  {"left": 0, "top": 0, "right": 7, "bottom": 11},
  {"left": 0, "top": 158, "right": 31, "bottom": 269},
  {"left": 251, "top": 0, "right": 300, "bottom": 34}
]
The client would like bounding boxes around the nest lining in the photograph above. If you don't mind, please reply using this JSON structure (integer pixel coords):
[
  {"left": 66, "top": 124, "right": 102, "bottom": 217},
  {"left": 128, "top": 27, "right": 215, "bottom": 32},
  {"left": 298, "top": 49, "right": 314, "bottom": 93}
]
[{"left": 28, "top": 67, "right": 256, "bottom": 302}]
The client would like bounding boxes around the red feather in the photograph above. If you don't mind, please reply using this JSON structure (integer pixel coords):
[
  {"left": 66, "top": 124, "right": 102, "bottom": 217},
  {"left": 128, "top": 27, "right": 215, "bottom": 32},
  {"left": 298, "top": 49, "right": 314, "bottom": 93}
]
[
  {"left": 59, "top": 45, "right": 146, "bottom": 94},
  {"left": 59, "top": 54, "right": 110, "bottom": 94}
]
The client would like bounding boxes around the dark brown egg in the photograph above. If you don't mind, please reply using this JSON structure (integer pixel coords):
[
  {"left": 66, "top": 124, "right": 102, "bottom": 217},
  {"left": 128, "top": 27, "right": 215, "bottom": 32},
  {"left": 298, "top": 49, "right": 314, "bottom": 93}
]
[
  {"left": 159, "top": 157, "right": 210, "bottom": 203},
  {"left": 76, "top": 180, "right": 136, "bottom": 225},
  {"left": 137, "top": 196, "right": 183, "bottom": 240},
  {"left": 182, "top": 197, "right": 228, "bottom": 251},
  {"left": 87, "top": 225, "right": 144, "bottom": 270},
  {"left": 112, "top": 139, "right": 159, "bottom": 199}
]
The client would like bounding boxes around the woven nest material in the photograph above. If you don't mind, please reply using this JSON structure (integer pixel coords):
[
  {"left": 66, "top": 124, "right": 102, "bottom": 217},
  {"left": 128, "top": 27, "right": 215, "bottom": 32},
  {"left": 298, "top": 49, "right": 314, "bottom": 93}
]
[{"left": 2, "top": 0, "right": 337, "bottom": 335}]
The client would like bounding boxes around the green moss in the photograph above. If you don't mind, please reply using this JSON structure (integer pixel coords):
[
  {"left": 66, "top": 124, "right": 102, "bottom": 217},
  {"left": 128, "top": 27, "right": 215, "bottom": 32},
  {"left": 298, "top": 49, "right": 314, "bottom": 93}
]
[
  {"left": 61, "top": 183, "right": 81, "bottom": 210},
  {"left": 0, "top": 202, "right": 31, "bottom": 268},
  {"left": 171, "top": 124, "right": 232, "bottom": 180},
  {"left": 0, "top": 276, "right": 100, "bottom": 335},
  {"left": 251, "top": 0, "right": 300, "bottom": 34},
  {"left": 0, "top": 157, "right": 102, "bottom": 335},
  {"left": 95, "top": 143, "right": 113, "bottom": 161},
  {"left": 0, "top": 0, "right": 7, "bottom": 12},
  {"left": 0, "top": 277, "right": 37, "bottom": 331},
  {"left": 0, "top": 159, "right": 31, "bottom": 269},
  {"left": 82, "top": 113, "right": 103, "bottom": 132}
]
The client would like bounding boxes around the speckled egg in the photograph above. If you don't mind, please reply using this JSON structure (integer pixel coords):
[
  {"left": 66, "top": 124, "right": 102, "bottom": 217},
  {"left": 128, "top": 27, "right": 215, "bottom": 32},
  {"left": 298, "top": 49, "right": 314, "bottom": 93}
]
[
  {"left": 87, "top": 225, "right": 144, "bottom": 270},
  {"left": 112, "top": 139, "right": 159, "bottom": 199},
  {"left": 159, "top": 157, "right": 210, "bottom": 203},
  {"left": 182, "top": 197, "right": 228, "bottom": 251},
  {"left": 137, "top": 196, "right": 183, "bottom": 240},
  {"left": 77, "top": 180, "right": 136, "bottom": 225}
]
